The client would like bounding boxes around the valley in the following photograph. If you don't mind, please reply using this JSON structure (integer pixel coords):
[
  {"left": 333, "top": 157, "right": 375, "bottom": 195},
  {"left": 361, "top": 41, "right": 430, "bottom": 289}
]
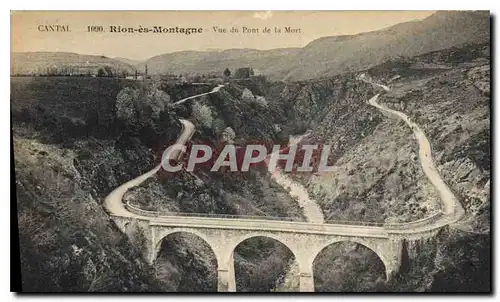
[{"left": 11, "top": 11, "right": 490, "bottom": 293}]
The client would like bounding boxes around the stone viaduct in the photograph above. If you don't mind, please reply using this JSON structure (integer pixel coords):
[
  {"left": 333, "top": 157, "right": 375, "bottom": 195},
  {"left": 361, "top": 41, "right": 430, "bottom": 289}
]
[{"left": 110, "top": 210, "right": 446, "bottom": 292}]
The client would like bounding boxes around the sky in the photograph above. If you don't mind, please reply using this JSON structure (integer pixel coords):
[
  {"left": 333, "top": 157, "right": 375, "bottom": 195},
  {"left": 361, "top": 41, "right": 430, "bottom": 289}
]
[{"left": 11, "top": 11, "right": 435, "bottom": 61}]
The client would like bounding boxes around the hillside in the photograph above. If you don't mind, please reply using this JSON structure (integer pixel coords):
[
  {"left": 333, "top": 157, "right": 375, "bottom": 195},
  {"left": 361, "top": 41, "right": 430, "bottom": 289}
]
[
  {"left": 11, "top": 52, "right": 137, "bottom": 76},
  {"left": 273, "top": 42, "right": 490, "bottom": 291},
  {"left": 371, "top": 43, "right": 490, "bottom": 233},
  {"left": 140, "top": 11, "right": 489, "bottom": 81},
  {"left": 138, "top": 48, "right": 301, "bottom": 78},
  {"left": 11, "top": 77, "right": 166, "bottom": 291},
  {"left": 114, "top": 57, "right": 143, "bottom": 67},
  {"left": 284, "top": 11, "right": 489, "bottom": 80}
]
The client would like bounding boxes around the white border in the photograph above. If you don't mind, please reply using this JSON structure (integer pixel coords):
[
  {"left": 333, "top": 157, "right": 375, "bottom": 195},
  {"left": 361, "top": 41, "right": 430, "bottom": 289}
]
[
  {"left": 4, "top": 1, "right": 497, "bottom": 10},
  {"left": 3, "top": 1, "right": 497, "bottom": 301}
]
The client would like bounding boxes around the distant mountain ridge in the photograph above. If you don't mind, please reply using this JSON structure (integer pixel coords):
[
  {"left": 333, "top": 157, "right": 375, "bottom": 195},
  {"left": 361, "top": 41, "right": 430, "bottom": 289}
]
[
  {"left": 113, "top": 57, "right": 143, "bottom": 67},
  {"left": 283, "top": 11, "right": 490, "bottom": 80},
  {"left": 137, "top": 47, "right": 302, "bottom": 78},
  {"left": 11, "top": 11, "right": 489, "bottom": 81}
]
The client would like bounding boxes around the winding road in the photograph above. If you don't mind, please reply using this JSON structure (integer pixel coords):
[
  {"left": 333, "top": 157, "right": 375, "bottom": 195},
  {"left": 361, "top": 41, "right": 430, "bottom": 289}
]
[
  {"left": 104, "top": 86, "right": 206, "bottom": 218},
  {"left": 105, "top": 84, "right": 223, "bottom": 215},
  {"left": 361, "top": 77, "right": 465, "bottom": 219},
  {"left": 173, "top": 84, "right": 224, "bottom": 106},
  {"left": 104, "top": 120, "right": 194, "bottom": 217},
  {"left": 104, "top": 78, "right": 465, "bottom": 240}
]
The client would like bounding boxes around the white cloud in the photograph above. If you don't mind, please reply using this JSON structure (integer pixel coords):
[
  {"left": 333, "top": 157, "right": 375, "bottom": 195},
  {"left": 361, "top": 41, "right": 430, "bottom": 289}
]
[{"left": 252, "top": 11, "right": 273, "bottom": 20}]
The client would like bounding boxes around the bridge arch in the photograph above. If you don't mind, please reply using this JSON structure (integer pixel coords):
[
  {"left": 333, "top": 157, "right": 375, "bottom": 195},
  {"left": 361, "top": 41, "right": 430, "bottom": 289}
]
[
  {"left": 312, "top": 237, "right": 389, "bottom": 284},
  {"left": 153, "top": 228, "right": 218, "bottom": 267},
  {"left": 153, "top": 228, "right": 219, "bottom": 292},
  {"left": 226, "top": 232, "right": 298, "bottom": 263},
  {"left": 313, "top": 238, "right": 389, "bottom": 274},
  {"left": 227, "top": 232, "right": 299, "bottom": 292}
]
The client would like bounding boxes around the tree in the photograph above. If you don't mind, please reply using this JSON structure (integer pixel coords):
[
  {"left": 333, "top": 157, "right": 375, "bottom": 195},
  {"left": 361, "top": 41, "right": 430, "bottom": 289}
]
[
  {"left": 97, "top": 68, "right": 106, "bottom": 77},
  {"left": 255, "top": 96, "right": 268, "bottom": 107},
  {"left": 221, "top": 127, "right": 236, "bottom": 143},
  {"left": 234, "top": 67, "right": 253, "bottom": 79},
  {"left": 115, "top": 81, "right": 172, "bottom": 131},
  {"left": 241, "top": 88, "right": 255, "bottom": 102},
  {"left": 115, "top": 87, "right": 140, "bottom": 123},
  {"left": 223, "top": 68, "right": 231, "bottom": 78},
  {"left": 192, "top": 102, "right": 213, "bottom": 129},
  {"left": 104, "top": 66, "right": 114, "bottom": 77},
  {"left": 145, "top": 86, "right": 170, "bottom": 119},
  {"left": 212, "top": 118, "right": 226, "bottom": 136}
]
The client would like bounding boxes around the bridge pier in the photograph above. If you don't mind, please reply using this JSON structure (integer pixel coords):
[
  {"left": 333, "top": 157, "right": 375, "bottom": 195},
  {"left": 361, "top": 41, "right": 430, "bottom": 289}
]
[
  {"left": 297, "top": 255, "right": 315, "bottom": 292},
  {"left": 386, "top": 268, "right": 397, "bottom": 282},
  {"left": 299, "top": 272, "right": 315, "bottom": 292},
  {"left": 217, "top": 252, "right": 236, "bottom": 292},
  {"left": 382, "top": 239, "right": 403, "bottom": 282}
]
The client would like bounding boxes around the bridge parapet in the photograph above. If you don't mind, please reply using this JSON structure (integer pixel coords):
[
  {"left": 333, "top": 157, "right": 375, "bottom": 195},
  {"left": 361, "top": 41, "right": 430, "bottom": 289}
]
[
  {"left": 125, "top": 201, "right": 160, "bottom": 216},
  {"left": 126, "top": 200, "right": 446, "bottom": 232},
  {"left": 324, "top": 219, "right": 385, "bottom": 226},
  {"left": 384, "top": 211, "right": 443, "bottom": 230},
  {"left": 125, "top": 201, "right": 443, "bottom": 230},
  {"left": 126, "top": 200, "right": 304, "bottom": 221}
]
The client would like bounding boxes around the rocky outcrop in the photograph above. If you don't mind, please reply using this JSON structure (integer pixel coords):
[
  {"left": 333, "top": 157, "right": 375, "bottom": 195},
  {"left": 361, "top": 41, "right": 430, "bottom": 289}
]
[
  {"left": 378, "top": 60, "right": 490, "bottom": 233},
  {"left": 270, "top": 73, "right": 440, "bottom": 224},
  {"left": 13, "top": 138, "right": 161, "bottom": 292}
]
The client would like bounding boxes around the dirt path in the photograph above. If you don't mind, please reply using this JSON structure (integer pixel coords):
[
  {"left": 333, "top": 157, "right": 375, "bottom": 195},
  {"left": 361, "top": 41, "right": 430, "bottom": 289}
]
[
  {"left": 105, "top": 79, "right": 324, "bottom": 223},
  {"left": 103, "top": 164, "right": 161, "bottom": 217},
  {"left": 363, "top": 79, "right": 464, "bottom": 221},
  {"left": 270, "top": 170, "right": 325, "bottom": 223},
  {"left": 104, "top": 118, "right": 196, "bottom": 217},
  {"left": 266, "top": 133, "right": 325, "bottom": 224}
]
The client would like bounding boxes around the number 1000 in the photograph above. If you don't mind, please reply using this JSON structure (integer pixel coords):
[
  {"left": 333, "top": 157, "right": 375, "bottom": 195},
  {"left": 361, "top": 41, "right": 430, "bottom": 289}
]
[{"left": 88, "top": 26, "right": 104, "bottom": 32}]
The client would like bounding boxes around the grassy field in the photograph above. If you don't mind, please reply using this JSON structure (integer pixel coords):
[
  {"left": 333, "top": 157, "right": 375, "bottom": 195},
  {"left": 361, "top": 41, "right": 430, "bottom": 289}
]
[{"left": 11, "top": 77, "right": 144, "bottom": 142}]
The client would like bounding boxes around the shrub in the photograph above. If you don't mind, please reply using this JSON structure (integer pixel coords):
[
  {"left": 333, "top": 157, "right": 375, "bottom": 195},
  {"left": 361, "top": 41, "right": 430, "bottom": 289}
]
[
  {"left": 192, "top": 102, "right": 213, "bottom": 129},
  {"left": 221, "top": 127, "right": 236, "bottom": 143},
  {"left": 255, "top": 96, "right": 268, "bottom": 107},
  {"left": 211, "top": 118, "right": 226, "bottom": 136},
  {"left": 145, "top": 87, "right": 170, "bottom": 118},
  {"left": 234, "top": 67, "right": 254, "bottom": 79},
  {"left": 97, "top": 68, "right": 106, "bottom": 77},
  {"left": 241, "top": 88, "right": 255, "bottom": 102},
  {"left": 116, "top": 87, "right": 139, "bottom": 122},
  {"left": 116, "top": 84, "right": 171, "bottom": 127}
]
